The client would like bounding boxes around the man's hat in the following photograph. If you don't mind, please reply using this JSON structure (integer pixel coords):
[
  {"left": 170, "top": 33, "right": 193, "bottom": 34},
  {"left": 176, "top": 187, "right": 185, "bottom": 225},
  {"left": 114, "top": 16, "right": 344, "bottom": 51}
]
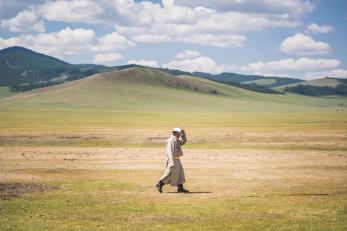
[{"left": 173, "top": 127, "right": 181, "bottom": 133}]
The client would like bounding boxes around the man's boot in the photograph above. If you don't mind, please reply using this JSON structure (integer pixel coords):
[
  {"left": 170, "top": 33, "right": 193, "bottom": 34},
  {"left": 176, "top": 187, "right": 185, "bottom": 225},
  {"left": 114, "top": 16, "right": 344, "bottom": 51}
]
[
  {"left": 156, "top": 180, "right": 165, "bottom": 193},
  {"left": 177, "top": 184, "right": 189, "bottom": 193}
]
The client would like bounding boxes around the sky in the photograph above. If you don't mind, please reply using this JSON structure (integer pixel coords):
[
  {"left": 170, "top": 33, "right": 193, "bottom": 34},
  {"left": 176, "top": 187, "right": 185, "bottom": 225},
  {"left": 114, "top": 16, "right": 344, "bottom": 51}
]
[{"left": 0, "top": 0, "right": 346, "bottom": 80}]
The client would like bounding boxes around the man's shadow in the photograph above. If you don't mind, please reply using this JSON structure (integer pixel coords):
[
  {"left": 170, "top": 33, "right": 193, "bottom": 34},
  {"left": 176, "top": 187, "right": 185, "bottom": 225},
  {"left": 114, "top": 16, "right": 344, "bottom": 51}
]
[{"left": 166, "top": 191, "right": 212, "bottom": 194}]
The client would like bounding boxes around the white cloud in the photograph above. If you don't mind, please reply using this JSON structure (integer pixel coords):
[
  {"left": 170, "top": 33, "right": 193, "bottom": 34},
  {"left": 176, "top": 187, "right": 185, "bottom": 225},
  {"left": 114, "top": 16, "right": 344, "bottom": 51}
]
[
  {"left": 127, "top": 59, "right": 159, "bottom": 67},
  {"left": 91, "top": 32, "right": 135, "bottom": 53},
  {"left": 111, "top": 0, "right": 300, "bottom": 47},
  {"left": 0, "top": 36, "right": 21, "bottom": 48},
  {"left": 279, "top": 33, "right": 331, "bottom": 55},
  {"left": 304, "top": 69, "right": 347, "bottom": 79},
  {"left": 306, "top": 23, "right": 334, "bottom": 34},
  {"left": 0, "top": 27, "right": 135, "bottom": 60},
  {"left": 0, "top": 27, "right": 95, "bottom": 58},
  {"left": 175, "top": 50, "right": 201, "bottom": 59},
  {"left": 163, "top": 50, "right": 224, "bottom": 73},
  {"left": 1, "top": 10, "right": 45, "bottom": 33},
  {"left": 175, "top": 0, "right": 314, "bottom": 16},
  {"left": 126, "top": 50, "right": 224, "bottom": 73},
  {"left": 39, "top": 0, "right": 105, "bottom": 23},
  {"left": 330, "top": 69, "right": 347, "bottom": 78},
  {"left": 180, "top": 33, "right": 246, "bottom": 48},
  {"left": 6, "top": 0, "right": 315, "bottom": 49},
  {"left": 94, "top": 53, "right": 123, "bottom": 64},
  {"left": 241, "top": 57, "right": 340, "bottom": 72},
  {"left": 130, "top": 34, "right": 170, "bottom": 43},
  {"left": 193, "top": 12, "right": 300, "bottom": 33}
]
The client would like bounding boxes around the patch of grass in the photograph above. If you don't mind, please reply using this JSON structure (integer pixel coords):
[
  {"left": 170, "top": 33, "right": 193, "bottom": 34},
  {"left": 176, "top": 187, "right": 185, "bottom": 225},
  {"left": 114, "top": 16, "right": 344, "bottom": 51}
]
[
  {"left": 0, "top": 168, "right": 346, "bottom": 231},
  {"left": 0, "top": 86, "right": 15, "bottom": 99}
]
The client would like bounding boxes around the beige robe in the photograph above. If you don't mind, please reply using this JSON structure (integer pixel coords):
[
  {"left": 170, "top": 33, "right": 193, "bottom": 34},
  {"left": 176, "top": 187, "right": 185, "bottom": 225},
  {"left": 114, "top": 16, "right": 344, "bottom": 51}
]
[{"left": 159, "top": 133, "right": 187, "bottom": 186}]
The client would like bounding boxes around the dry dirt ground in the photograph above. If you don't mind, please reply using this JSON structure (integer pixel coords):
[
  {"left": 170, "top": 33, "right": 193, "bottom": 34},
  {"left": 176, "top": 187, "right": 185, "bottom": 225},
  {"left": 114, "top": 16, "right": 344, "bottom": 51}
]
[
  {"left": 0, "top": 183, "right": 59, "bottom": 200},
  {"left": 1, "top": 146, "right": 346, "bottom": 197},
  {"left": 0, "top": 146, "right": 346, "bottom": 230}
]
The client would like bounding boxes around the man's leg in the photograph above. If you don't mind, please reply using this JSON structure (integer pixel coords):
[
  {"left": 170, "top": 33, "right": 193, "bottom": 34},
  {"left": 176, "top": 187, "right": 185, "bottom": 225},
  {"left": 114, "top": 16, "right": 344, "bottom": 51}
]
[
  {"left": 177, "top": 161, "right": 189, "bottom": 193},
  {"left": 177, "top": 183, "right": 189, "bottom": 193},
  {"left": 156, "top": 161, "right": 172, "bottom": 193},
  {"left": 156, "top": 180, "right": 165, "bottom": 193}
]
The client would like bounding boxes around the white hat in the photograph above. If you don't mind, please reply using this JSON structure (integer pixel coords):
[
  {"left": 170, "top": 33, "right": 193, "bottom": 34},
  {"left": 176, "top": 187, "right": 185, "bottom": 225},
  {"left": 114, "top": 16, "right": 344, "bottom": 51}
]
[{"left": 173, "top": 127, "right": 181, "bottom": 133}]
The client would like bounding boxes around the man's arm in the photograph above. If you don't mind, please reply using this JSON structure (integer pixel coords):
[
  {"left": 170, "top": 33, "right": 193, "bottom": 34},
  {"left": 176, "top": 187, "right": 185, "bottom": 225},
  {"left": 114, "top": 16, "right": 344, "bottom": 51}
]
[
  {"left": 167, "top": 138, "right": 175, "bottom": 167},
  {"left": 179, "top": 129, "right": 187, "bottom": 145}
]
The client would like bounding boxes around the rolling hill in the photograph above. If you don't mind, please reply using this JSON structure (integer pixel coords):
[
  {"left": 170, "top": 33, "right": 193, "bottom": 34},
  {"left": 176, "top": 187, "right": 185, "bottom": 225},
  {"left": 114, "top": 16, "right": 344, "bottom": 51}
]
[
  {"left": 279, "top": 77, "right": 347, "bottom": 88},
  {"left": 157, "top": 68, "right": 304, "bottom": 94},
  {"left": 278, "top": 77, "right": 347, "bottom": 96},
  {"left": 1, "top": 67, "right": 345, "bottom": 112},
  {"left": 0, "top": 46, "right": 345, "bottom": 98},
  {"left": 189, "top": 72, "right": 304, "bottom": 88},
  {"left": 0, "top": 46, "right": 303, "bottom": 95},
  {"left": 0, "top": 46, "right": 112, "bottom": 91}
]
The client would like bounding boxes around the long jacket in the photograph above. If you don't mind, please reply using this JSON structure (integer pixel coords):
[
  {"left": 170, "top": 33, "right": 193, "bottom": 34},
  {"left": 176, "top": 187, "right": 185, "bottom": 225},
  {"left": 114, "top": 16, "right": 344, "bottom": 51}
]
[{"left": 166, "top": 133, "right": 187, "bottom": 168}]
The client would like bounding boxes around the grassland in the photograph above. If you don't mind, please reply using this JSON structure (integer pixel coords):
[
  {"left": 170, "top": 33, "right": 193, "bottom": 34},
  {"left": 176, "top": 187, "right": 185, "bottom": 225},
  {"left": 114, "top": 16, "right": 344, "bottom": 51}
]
[
  {"left": 0, "top": 68, "right": 346, "bottom": 230},
  {"left": 0, "top": 86, "right": 14, "bottom": 99}
]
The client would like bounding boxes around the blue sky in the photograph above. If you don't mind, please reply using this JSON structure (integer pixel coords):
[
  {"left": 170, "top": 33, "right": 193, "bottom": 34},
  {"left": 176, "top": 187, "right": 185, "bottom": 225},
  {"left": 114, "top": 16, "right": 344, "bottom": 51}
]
[{"left": 0, "top": 0, "right": 346, "bottom": 79}]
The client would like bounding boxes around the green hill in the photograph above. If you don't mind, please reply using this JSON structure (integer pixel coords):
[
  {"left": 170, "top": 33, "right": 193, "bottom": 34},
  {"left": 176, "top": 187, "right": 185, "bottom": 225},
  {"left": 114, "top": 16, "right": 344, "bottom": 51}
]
[
  {"left": 0, "top": 46, "right": 345, "bottom": 107},
  {"left": 278, "top": 77, "right": 347, "bottom": 96},
  {"left": 0, "top": 86, "right": 14, "bottom": 99},
  {"left": 0, "top": 46, "right": 111, "bottom": 91},
  {"left": 190, "top": 72, "right": 303, "bottom": 88},
  {"left": 0, "top": 46, "right": 304, "bottom": 96},
  {"left": 1, "top": 67, "right": 345, "bottom": 112},
  {"left": 279, "top": 77, "right": 346, "bottom": 88}
]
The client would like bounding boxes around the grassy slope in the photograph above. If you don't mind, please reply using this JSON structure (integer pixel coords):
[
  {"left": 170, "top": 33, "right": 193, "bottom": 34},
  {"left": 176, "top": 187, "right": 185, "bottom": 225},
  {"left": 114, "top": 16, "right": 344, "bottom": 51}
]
[
  {"left": 1, "top": 67, "right": 344, "bottom": 112},
  {"left": 275, "top": 77, "right": 345, "bottom": 91},
  {"left": 243, "top": 78, "right": 277, "bottom": 86},
  {"left": 0, "top": 86, "right": 15, "bottom": 99}
]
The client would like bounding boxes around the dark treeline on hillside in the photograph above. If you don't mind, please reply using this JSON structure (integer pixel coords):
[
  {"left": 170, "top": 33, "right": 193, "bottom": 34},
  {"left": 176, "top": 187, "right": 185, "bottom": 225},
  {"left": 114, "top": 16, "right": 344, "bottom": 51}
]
[
  {"left": 6, "top": 66, "right": 108, "bottom": 92},
  {"left": 154, "top": 67, "right": 192, "bottom": 76},
  {"left": 211, "top": 79, "right": 284, "bottom": 94},
  {"left": 284, "top": 84, "right": 347, "bottom": 96},
  {"left": 191, "top": 72, "right": 303, "bottom": 88},
  {"left": 157, "top": 68, "right": 284, "bottom": 94},
  {"left": 10, "top": 81, "right": 63, "bottom": 92}
]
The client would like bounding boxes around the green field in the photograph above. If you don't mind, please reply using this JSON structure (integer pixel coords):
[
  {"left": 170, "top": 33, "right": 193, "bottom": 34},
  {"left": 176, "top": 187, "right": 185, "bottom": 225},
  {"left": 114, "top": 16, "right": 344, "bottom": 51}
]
[
  {"left": 0, "top": 68, "right": 346, "bottom": 230},
  {"left": 0, "top": 86, "right": 14, "bottom": 99}
]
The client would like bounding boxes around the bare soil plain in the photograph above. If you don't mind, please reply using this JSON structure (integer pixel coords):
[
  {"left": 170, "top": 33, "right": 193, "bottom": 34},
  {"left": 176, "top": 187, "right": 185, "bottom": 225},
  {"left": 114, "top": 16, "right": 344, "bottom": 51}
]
[{"left": 0, "top": 127, "right": 346, "bottom": 230}]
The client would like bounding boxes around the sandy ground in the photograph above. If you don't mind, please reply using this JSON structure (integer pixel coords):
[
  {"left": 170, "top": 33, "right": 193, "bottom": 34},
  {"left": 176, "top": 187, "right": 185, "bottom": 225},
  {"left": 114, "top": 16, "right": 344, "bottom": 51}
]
[
  {"left": 1, "top": 146, "right": 345, "bottom": 170},
  {"left": 0, "top": 147, "right": 346, "bottom": 197}
]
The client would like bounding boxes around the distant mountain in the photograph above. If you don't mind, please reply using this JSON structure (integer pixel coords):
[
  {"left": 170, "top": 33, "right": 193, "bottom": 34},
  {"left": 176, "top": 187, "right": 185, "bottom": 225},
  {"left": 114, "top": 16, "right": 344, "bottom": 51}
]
[
  {"left": 1, "top": 46, "right": 345, "bottom": 97},
  {"left": 280, "top": 77, "right": 346, "bottom": 88},
  {"left": 281, "top": 77, "right": 347, "bottom": 96},
  {"left": 190, "top": 72, "right": 304, "bottom": 88},
  {"left": 0, "top": 46, "right": 112, "bottom": 91}
]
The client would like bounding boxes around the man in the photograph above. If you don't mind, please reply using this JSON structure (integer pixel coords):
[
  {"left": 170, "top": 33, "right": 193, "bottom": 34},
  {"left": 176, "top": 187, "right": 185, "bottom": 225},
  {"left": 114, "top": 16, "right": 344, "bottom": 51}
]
[{"left": 156, "top": 127, "right": 189, "bottom": 193}]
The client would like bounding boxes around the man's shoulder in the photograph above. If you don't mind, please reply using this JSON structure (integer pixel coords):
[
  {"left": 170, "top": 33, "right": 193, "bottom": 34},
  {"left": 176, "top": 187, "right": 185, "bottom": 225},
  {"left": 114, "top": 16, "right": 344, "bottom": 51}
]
[
  {"left": 167, "top": 136, "right": 176, "bottom": 141},
  {"left": 167, "top": 136, "right": 177, "bottom": 142}
]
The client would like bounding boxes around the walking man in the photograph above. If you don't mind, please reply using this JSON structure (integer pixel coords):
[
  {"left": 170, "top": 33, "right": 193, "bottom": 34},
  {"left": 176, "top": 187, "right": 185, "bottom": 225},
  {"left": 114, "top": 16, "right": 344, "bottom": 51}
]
[{"left": 156, "top": 127, "right": 189, "bottom": 193}]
